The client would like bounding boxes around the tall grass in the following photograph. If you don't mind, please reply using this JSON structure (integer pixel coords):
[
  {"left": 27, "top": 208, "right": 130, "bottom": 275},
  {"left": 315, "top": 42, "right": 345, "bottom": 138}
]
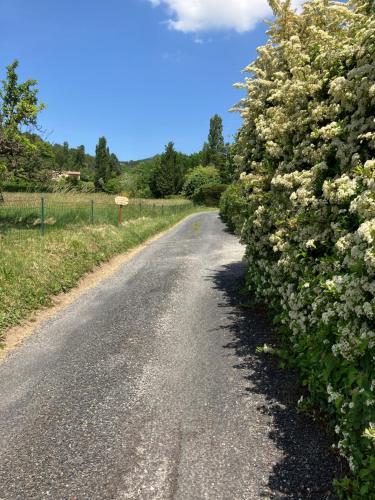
[
  {"left": 0, "top": 193, "right": 193, "bottom": 233},
  {"left": 2, "top": 192, "right": 190, "bottom": 205}
]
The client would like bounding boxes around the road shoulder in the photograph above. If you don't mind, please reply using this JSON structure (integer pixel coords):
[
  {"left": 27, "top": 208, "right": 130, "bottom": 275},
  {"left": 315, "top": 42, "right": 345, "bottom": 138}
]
[{"left": 0, "top": 212, "right": 206, "bottom": 363}]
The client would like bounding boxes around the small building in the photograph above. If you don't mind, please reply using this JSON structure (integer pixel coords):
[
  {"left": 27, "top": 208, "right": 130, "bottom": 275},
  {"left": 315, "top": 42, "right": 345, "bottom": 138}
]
[{"left": 52, "top": 171, "right": 81, "bottom": 181}]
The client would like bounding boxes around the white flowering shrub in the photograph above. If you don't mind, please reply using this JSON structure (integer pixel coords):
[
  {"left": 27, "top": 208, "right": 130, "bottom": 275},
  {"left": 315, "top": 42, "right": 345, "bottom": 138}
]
[{"left": 223, "top": 0, "right": 375, "bottom": 496}]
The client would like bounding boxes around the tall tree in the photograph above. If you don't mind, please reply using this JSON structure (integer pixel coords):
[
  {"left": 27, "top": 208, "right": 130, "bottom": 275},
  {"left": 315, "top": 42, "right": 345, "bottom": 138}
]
[
  {"left": 151, "top": 142, "right": 182, "bottom": 198},
  {"left": 203, "top": 114, "right": 227, "bottom": 181},
  {"left": 94, "top": 137, "right": 110, "bottom": 190},
  {"left": 208, "top": 114, "right": 225, "bottom": 155},
  {"left": 93, "top": 137, "right": 120, "bottom": 190}
]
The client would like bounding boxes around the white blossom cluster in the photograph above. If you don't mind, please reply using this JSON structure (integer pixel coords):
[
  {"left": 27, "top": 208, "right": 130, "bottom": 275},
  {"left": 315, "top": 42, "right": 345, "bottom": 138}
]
[{"left": 227, "top": 0, "right": 375, "bottom": 494}]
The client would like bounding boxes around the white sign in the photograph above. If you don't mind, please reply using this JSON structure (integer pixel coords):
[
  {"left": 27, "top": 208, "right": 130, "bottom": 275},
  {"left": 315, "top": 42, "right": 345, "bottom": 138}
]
[{"left": 115, "top": 196, "right": 129, "bottom": 206}]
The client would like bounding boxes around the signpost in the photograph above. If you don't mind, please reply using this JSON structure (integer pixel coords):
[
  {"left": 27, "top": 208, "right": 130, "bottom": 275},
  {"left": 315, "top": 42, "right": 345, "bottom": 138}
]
[{"left": 115, "top": 196, "right": 129, "bottom": 225}]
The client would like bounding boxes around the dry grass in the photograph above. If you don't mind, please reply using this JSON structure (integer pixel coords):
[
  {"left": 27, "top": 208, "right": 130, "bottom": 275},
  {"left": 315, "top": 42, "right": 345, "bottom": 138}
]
[
  {"left": 2, "top": 192, "right": 190, "bottom": 206},
  {"left": 0, "top": 193, "right": 194, "bottom": 231}
]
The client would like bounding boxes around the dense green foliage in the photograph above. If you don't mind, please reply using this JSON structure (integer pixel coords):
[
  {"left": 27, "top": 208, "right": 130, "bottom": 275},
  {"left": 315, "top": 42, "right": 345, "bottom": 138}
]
[
  {"left": 0, "top": 60, "right": 45, "bottom": 184},
  {"left": 121, "top": 153, "right": 201, "bottom": 198},
  {"left": 192, "top": 183, "right": 227, "bottom": 207},
  {"left": 120, "top": 159, "right": 157, "bottom": 198},
  {"left": 182, "top": 165, "right": 221, "bottom": 199},
  {"left": 93, "top": 136, "right": 121, "bottom": 191},
  {"left": 221, "top": 0, "right": 375, "bottom": 496},
  {"left": 220, "top": 184, "right": 249, "bottom": 232},
  {"left": 53, "top": 142, "right": 95, "bottom": 177},
  {"left": 150, "top": 142, "right": 183, "bottom": 198}
]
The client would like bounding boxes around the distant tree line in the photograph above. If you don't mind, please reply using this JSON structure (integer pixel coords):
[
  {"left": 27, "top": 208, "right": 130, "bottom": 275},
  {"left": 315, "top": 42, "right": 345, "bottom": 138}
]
[
  {"left": 0, "top": 60, "right": 235, "bottom": 202},
  {"left": 121, "top": 114, "right": 236, "bottom": 203}
]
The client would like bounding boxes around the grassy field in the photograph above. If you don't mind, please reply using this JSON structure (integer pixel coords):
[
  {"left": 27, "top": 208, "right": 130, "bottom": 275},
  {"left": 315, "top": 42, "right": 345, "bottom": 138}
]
[
  {"left": 0, "top": 192, "right": 193, "bottom": 233},
  {"left": 2, "top": 192, "right": 190, "bottom": 205},
  {"left": 0, "top": 193, "right": 200, "bottom": 344}
]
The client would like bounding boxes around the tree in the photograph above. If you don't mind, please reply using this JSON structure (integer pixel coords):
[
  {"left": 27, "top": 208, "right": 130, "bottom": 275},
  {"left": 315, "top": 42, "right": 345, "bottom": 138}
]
[
  {"left": 0, "top": 60, "right": 45, "bottom": 185},
  {"left": 94, "top": 137, "right": 121, "bottom": 191},
  {"left": 134, "top": 162, "right": 154, "bottom": 198},
  {"left": 202, "top": 114, "right": 228, "bottom": 181},
  {"left": 208, "top": 114, "right": 225, "bottom": 156},
  {"left": 204, "top": 115, "right": 225, "bottom": 163},
  {"left": 54, "top": 141, "right": 73, "bottom": 172},
  {"left": 182, "top": 165, "right": 221, "bottom": 199},
  {"left": 94, "top": 137, "right": 110, "bottom": 190},
  {"left": 188, "top": 150, "right": 205, "bottom": 170},
  {"left": 221, "top": 142, "right": 237, "bottom": 184},
  {"left": 201, "top": 142, "right": 211, "bottom": 167},
  {"left": 52, "top": 142, "right": 96, "bottom": 182},
  {"left": 0, "top": 60, "right": 44, "bottom": 129},
  {"left": 108, "top": 152, "right": 121, "bottom": 177},
  {"left": 150, "top": 142, "right": 183, "bottom": 198},
  {"left": 18, "top": 133, "right": 56, "bottom": 182},
  {"left": 73, "top": 145, "right": 86, "bottom": 171}
]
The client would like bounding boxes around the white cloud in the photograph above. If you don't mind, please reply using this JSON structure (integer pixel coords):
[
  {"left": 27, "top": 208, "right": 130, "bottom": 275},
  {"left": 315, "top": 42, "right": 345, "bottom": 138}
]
[{"left": 148, "top": 0, "right": 302, "bottom": 33}]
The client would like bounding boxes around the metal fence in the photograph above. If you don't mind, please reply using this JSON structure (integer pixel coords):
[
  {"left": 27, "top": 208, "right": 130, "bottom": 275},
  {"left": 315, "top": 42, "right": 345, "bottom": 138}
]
[{"left": 0, "top": 196, "right": 194, "bottom": 237}]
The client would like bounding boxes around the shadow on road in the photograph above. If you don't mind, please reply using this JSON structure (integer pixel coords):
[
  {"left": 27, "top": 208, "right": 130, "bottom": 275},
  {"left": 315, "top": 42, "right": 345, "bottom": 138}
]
[{"left": 209, "top": 261, "right": 343, "bottom": 499}]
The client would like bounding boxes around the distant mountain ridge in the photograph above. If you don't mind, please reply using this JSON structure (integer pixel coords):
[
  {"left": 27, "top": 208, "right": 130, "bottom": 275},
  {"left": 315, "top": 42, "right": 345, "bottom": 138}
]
[{"left": 120, "top": 155, "right": 160, "bottom": 169}]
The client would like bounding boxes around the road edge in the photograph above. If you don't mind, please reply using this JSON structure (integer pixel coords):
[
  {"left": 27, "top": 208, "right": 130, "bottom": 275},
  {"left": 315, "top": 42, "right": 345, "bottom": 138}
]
[{"left": 0, "top": 212, "right": 207, "bottom": 363}]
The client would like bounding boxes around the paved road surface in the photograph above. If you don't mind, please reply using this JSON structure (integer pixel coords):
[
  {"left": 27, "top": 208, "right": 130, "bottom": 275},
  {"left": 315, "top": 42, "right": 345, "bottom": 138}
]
[{"left": 0, "top": 213, "right": 339, "bottom": 499}]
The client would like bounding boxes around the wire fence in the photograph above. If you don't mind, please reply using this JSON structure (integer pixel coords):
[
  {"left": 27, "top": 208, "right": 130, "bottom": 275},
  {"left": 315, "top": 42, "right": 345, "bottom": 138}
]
[{"left": 0, "top": 195, "right": 194, "bottom": 238}]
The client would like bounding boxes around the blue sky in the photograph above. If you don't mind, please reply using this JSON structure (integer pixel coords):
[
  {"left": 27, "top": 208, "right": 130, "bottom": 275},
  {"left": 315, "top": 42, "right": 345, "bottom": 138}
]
[{"left": 0, "top": 0, "right": 271, "bottom": 160}]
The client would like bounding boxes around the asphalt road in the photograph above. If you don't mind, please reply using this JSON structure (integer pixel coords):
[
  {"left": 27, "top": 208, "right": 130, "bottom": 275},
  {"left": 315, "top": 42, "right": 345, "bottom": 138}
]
[{"left": 0, "top": 212, "right": 339, "bottom": 499}]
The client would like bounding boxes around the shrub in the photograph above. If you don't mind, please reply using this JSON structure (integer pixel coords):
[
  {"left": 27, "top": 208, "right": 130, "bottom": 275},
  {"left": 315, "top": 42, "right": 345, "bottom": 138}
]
[
  {"left": 193, "top": 183, "right": 227, "bottom": 206},
  {"left": 79, "top": 181, "right": 95, "bottom": 193},
  {"left": 219, "top": 183, "right": 249, "bottom": 233},
  {"left": 225, "top": 0, "right": 375, "bottom": 496},
  {"left": 104, "top": 177, "right": 123, "bottom": 194},
  {"left": 182, "top": 165, "right": 220, "bottom": 199},
  {"left": 2, "top": 179, "right": 52, "bottom": 192}
]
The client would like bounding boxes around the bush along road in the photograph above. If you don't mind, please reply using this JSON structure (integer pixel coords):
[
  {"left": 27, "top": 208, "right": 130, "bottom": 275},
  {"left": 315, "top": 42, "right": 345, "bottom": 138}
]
[{"left": 0, "top": 212, "right": 341, "bottom": 499}]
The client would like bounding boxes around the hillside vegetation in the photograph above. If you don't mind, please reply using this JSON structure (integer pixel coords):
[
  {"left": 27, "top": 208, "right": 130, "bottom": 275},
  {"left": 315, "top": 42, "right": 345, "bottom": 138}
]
[{"left": 220, "top": 0, "right": 375, "bottom": 496}]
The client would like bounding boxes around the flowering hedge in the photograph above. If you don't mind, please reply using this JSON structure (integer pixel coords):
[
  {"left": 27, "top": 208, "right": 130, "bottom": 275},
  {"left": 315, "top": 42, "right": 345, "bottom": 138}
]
[{"left": 222, "top": 0, "right": 375, "bottom": 496}]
